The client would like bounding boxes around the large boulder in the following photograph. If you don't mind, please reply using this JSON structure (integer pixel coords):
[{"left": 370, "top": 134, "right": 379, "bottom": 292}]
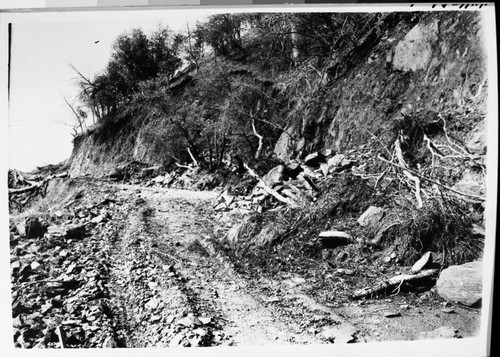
[
  {"left": 452, "top": 170, "right": 484, "bottom": 197},
  {"left": 393, "top": 20, "right": 439, "bottom": 72},
  {"left": 466, "top": 120, "right": 486, "bottom": 155},
  {"left": 436, "top": 260, "right": 483, "bottom": 306},
  {"left": 417, "top": 326, "right": 457, "bottom": 340},
  {"left": 357, "top": 206, "right": 385, "bottom": 227}
]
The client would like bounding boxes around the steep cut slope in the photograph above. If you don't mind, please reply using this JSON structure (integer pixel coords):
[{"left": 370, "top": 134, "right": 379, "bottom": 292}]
[
  {"left": 273, "top": 11, "right": 487, "bottom": 161},
  {"left": 67, "top": 11, "right": 488, "bottom": 182}
]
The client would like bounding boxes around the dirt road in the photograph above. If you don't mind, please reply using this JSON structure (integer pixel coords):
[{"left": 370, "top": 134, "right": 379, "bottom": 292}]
[
  {"left": 108, "top": 184, "right": 331, "bottom": 346},
  {"left": 105, "top": 183, "right": 480, "bottom": 347},
  {"left": 10, "top": 179, "right": 482, "bottom": 348}
]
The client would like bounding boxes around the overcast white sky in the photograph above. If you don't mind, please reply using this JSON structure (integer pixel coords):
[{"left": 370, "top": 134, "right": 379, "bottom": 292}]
[{"left": 2, "top": 9, "right": 216, "bottom": 171}]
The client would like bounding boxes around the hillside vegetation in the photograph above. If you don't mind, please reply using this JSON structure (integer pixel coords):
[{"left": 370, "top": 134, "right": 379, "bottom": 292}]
[{"left": 67, "top": 10, "right": 487, "bottom": 266}]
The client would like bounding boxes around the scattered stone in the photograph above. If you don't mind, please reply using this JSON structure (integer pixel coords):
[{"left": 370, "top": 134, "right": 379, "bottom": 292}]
[
  {"left": 102, "top": 336, "right": 118, "bottom": 348},
  {"left": 108, "top": 168, "right": 124, "bottom": 180},
  {"left": 153, "top": 175, "right": 165, "bottom": 184},
  {"left": 384, "top": 311, "right": 402, "bottom": 318},
  {"left": 169, "top": 332, "right": 184, "bottom": 347},
  {"left": 417, "top": 326, "right": 456, "bottom": 340},
  {"left": 452, "top": 170, "right": 484, "bottom": 197},
  {"left": 11, "top": 260, "right": 21, "bottom": 271},
  {"left": 441, "top": 308, "right": 456, "bottom": 314},
  {"left": 147, "top": 281, "right": 158, "bottom": 290},
  {"left": 411, "top": 252, "right": 433, "bottom": 273},
  {"left": 47, "top": 226, "right": 66, "bottom": 237},
  {"left": 13, "top": 315, "right": 24, "bottom": 328},
  {"left": 199, "top": 317, "right": 212, "bottom": 325},
  {"left": 357, "top": 206, "right": 384, "bottom": 227},
  {"left": 327, "top": 154, "right": 345, "bottom": 169},
  {"left": 90, "top": 215, "right": 104, "bottom": 224},
  {"left": 336, "top": 269, "right": 355, "bottom": 276},
  {"left": 319, "top": 231, "right": 355, "bottom": 248},
  {"left": 263, "top": 165, "right": 285, "bottom": 187},
  {"left": 436, "top": 260, "right": 482, "bottom": 306},
  {"left": 286, "top": 277, "right": 306, "bottom": 288},
  {"left": 321, "top": 326, "right": 357, "bottom": 343},
  {"left": 177, "top": 314, "right": 201, "bottom": 327},
  {"left": 466, "top": 120, "right": 486, "bottom": 155},
  {"left": 16, "top": 222, "right": 26, "bottom": 236},
  {"left": 145, "top": 298, "right": 161, "bottom": 310},
  {"left": 320, "top": 163, "right": 329, "bottom": 176},
  {"left": 150, "top": 314, "right": 162, "bottom": 322}
]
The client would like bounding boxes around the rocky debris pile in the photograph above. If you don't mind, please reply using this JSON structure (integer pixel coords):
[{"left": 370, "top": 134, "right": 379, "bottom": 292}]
[
  {"left": 213, "top": 149, "right": 357, "bottom": 215},
  {"left": 10, "top": 193, "right": 119, "bottom": 348},
  {"left": 9, "top": 168, "right": 69, "bottom": 212}
]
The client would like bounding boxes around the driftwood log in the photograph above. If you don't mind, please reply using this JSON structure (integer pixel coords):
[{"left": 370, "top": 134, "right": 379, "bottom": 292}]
[{"left": 352, "top": 269, "right": 438, "bottom": 299}]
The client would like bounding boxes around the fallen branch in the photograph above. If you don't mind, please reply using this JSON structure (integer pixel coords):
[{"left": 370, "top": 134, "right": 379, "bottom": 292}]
[
  {"left": 56, "top": 326, "right": 67, "bottom": 349},
  {"left": 187, "top": 147, "right": 198, "bottom": 167},
  {"left": 8, "top": 183, "right": 42, "bottom": 195},
  {"left": 395, "top": 138, "right": 423, "bottom": 208},
  {"left": 244, "top": 163, "right": 298, "bottom": 208},
  {"left": 251, "top": 118, "right": 264, "bottom": 160},
  {"left": 352, "top": 269, "right": 438, "bottom": 299},
  {"left": 175, "top": 162, "right": 193, "bottom": 170},
  {"left": 378, "top": 154, "right": 486, "bottom": 202}
]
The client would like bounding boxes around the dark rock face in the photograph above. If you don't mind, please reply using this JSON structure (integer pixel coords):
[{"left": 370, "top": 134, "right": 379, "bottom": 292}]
[
  {"left": 273, "top": 12, "right": 486, "bottom": 159},
  {"left": 25, "top": 217, "right": 47, "bottom": 239},
  {"left": 436, "top": 260, "right": 483, "bottom": 307}
]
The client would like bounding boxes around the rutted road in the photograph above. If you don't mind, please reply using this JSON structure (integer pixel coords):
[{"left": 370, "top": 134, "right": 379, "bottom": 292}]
[
  {"left": 110, "top": 184, "right": 330, "bottom": 346},
  {"left": 108, "top": 183, "right": 481, "bottom": 347}
]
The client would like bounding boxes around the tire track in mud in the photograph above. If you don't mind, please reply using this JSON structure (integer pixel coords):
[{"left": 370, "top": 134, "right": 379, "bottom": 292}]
[{"left": 114, "top": 185, "right": 326, "bottom": 346}]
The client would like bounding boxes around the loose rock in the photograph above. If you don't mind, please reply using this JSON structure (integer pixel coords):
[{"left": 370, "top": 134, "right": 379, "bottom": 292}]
[
  {"left": 357, "top": 206, "right": 384, "bottom": 227},
  {"left": 436, "top": 260, "right": 483, "bottom": 306},
  {"left": 417, "top": 326, "right": 456, "bottom": 340}
]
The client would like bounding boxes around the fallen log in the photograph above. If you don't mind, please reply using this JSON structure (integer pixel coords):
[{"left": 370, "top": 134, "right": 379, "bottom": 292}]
[
  {"left": 8, "top": 183, "right": 42, "bottom": 195},
  {"left": 244, "top": 163, "right": 298, "bottom": 208},
  {"left": 352, "top": 269, "right": 438, "bottom": 299}
]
